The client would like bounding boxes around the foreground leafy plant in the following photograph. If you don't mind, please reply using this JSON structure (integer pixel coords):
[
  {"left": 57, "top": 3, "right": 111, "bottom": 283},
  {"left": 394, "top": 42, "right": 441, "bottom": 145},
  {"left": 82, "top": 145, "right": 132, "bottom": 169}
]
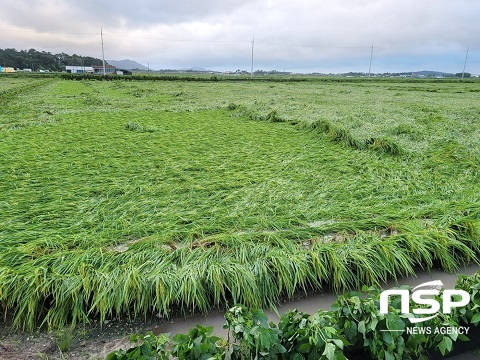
[
  {"left": 224, "top": 305, "right": 286, "bottom": 359},
  {"left": 455, "top": 271, "right": 480, "bottom": 327},
  {"left": 172, "top": 324, "right": 227, "bottom": 360},
  {"left": 278, "top": 309, "right": 348, "bottom": 359},
  {"left": 333, "top": 286, "right": 427, "bottom": 359},
  {"left": 106, "top": 332, "right": 170, "bottom": 360},
  {"left": 332, "top": 282, "right": 478, "bottom": 360}
]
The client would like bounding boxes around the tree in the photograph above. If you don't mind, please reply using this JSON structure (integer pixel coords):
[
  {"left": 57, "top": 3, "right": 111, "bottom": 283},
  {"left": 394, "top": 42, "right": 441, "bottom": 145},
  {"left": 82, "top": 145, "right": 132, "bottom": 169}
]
[{"left": 0, "top": 48, "right": 105, "bottom": 71}]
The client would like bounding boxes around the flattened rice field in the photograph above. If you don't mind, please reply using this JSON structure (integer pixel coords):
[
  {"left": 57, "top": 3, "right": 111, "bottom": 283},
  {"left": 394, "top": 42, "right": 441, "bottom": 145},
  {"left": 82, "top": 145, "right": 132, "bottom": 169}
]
[{"left": 1, "top": 76, "right": 480, "bottom": 330}]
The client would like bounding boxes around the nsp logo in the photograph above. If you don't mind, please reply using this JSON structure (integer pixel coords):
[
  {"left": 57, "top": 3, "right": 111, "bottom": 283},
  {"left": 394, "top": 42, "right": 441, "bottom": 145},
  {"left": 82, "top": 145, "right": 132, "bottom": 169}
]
[{"left": 379, "top": 280, "right": 470, "bottom": 323}]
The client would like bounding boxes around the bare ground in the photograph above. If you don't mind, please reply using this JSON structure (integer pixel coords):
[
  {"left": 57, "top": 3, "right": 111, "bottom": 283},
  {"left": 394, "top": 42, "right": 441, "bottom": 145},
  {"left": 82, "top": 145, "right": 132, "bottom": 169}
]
[{"left": 0, "top": 315, "right": 172, "bottom": 360}]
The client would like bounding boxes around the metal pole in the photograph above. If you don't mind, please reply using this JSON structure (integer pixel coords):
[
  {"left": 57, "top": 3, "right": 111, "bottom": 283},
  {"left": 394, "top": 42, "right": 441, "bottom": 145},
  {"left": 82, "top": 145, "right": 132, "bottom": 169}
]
[
  {"left": 101, "top": 27, "right": 106, "bottom": 75},
  {"left": 250, "top": 36, "right": 254, "bottom": 79},
  {"left": 462, "top": 46, "right": 469, "bottom": 81},
  {"left": 368, "top": 43, "right": 374, "bottom": 78}
]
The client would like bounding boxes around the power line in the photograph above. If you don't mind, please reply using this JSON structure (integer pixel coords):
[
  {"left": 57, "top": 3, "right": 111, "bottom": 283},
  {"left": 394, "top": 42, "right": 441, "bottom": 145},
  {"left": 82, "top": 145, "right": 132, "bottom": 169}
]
[
  {"left": 0, "top": 29, "right": 97, "bottom": 35},
  {"left": 256, "top": 41, "right": 370, "bottom": 49},
  {"left": 105, "top": 33, "right": 250, "bottom": 44}
]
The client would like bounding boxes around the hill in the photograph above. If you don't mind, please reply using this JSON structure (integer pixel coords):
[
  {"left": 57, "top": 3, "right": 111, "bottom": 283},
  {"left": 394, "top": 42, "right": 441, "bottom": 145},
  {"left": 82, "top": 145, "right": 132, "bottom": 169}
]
[
  {"left": 179, "top": 66, "right": 210, "bottom": 72},
  {"left": 107, "top": 59, "right": 148, "bottom": 70},
  {"left": 412, "top": 70, "right": 454, "bottom": 77}
]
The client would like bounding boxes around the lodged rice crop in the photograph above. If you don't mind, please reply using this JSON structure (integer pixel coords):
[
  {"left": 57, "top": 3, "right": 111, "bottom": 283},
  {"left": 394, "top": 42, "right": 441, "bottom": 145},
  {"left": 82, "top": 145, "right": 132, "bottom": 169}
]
[{"left": 1, "top": 76, "right": 480, "bottom": 330}]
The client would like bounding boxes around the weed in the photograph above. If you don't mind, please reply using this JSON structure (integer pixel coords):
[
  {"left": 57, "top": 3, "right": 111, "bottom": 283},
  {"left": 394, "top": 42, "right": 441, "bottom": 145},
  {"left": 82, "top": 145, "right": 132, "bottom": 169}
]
[{"left": 53, "top": 325, "right": 75, "bottom": 353}]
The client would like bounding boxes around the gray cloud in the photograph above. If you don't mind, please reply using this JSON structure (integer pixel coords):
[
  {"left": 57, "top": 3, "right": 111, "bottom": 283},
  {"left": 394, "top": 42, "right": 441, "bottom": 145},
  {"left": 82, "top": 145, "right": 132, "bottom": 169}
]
[
  {"left": 1, "top": 0, "right": 479, "bottom": 73},
  {"left": 1, "top": 0, "right": 254, "bottom": 29}
]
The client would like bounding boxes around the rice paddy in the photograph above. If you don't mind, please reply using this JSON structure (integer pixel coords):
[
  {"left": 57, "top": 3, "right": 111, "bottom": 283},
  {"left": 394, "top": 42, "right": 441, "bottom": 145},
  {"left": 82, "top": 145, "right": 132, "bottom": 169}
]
[{"left": 1, "top": 76, "right": 480, "bottom": 330}]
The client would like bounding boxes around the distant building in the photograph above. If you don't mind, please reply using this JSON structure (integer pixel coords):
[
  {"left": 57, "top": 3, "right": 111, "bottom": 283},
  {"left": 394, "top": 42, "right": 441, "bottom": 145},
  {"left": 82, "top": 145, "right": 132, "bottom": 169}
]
[
  {"left": 66, "top": 66, "right": 94, "bottom": 74},
  {"left": 1, "top": 67, "right": 15, "bottom": 73},
  {"left": 116, "top": 69, "right": 133, "bottom": 75},
  {"left": 65, "top": 64, "right": 117, "bottom": 75},
  {"left": 92, "top": 64, "right": 116, "bottom": 74}
]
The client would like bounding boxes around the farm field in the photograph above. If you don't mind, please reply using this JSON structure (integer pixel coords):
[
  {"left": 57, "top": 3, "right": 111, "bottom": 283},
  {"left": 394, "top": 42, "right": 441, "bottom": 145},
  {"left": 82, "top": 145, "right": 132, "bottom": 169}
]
[{"left": 1, "top": 76, "right": 480, "bottom": 332}]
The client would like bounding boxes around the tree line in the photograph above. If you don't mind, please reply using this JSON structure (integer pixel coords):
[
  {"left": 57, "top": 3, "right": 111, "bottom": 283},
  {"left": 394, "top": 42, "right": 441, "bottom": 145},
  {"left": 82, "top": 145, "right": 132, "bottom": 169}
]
[{"left": 0, "top": 48, "right": 105, "bottom": 71}]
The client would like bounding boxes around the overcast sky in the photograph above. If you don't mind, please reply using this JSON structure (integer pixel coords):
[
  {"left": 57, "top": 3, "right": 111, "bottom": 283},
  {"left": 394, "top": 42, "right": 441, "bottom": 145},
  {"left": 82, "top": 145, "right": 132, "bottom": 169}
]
[{"left": 1, "top": 0, "right": 479, "bottom": 73}]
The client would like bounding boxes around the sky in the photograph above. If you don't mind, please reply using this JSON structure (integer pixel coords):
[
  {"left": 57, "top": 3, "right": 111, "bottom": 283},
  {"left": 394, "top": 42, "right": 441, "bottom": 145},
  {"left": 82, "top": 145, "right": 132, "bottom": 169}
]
[{"left": 0, "top": 0, "right": 479, "bottom": 74}]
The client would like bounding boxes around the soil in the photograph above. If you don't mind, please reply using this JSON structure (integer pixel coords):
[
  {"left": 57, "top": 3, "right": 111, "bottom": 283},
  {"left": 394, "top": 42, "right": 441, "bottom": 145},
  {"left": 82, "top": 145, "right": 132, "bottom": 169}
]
[{"left": 0, "top": 315, "right": 171, "bottom": 359}]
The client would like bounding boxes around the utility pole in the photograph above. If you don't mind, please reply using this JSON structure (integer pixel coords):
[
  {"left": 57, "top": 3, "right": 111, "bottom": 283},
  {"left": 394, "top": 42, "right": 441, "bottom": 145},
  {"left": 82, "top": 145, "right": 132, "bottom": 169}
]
[
  {"left": 100, "top": 27, "right": 106, "bottom": 75},
  {"left": 368, "top": 43, "right": 374, "bottom": 78},
  {"left": 462, "top": 45, "right": 469, "bottom": 81},
  {"left": 250, "top": 36, "right": 254, "bottom": 79}
]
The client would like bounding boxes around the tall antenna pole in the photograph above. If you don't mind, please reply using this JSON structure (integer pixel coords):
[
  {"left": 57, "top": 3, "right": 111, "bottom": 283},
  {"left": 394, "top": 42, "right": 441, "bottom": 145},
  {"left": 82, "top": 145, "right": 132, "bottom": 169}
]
[
  {"left": 462, "top": 45, "right": 469, "bottom": 81},
  {"left": 250, "top": 36, "right": 254, "bottom": 79},
  {"left": 368, "top": 43, "right": 374, "bottom": 78},
  {"left": 100, "top": 27, "right": 106, "bottom": 76}
]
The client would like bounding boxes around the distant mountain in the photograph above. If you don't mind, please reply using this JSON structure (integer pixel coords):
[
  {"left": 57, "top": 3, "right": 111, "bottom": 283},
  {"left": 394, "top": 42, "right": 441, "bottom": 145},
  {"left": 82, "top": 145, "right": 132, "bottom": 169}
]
[
  {"left": 107, "top": 59, "right": 148, "bottom": 70},
  {"left": 179, "top": 66, "right": 210, "bottom": 72},
  {"left": 412, "top": 70, "right": 453, "bottom": 77}
]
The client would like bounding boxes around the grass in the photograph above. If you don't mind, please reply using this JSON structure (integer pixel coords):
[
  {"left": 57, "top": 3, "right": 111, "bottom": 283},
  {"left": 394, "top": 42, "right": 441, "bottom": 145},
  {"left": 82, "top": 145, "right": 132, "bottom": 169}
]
[{"left": 1, "top": 76, "right": 480, "bottom": 330}]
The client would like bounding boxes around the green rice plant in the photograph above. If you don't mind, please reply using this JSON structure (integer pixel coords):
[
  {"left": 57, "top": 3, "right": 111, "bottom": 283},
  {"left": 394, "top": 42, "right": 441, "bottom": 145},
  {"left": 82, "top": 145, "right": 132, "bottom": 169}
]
[
  {"left": 365, "top": 137, "right": 404, "bottom": 155},
  {"left": 265, "top": 110, "right": 285, "bottom": 123},
  {"left": 2, "top": 77, "right": 480, "bottom": 331},
  {"left": 125, "top": 122, "right": 154, "bottom": 132},
  {"left": 297, "top": 118, "right": 406, "bottom": 155},
  {"left": 1, "top": 221, "right": 478, "bottom": 331},
  {"left": 390, "top": 123, "right": 424, "bottom": 141},
  {"left": 228, "top": 104, "right": 254, "bottom": 118},
  {"left": 326, "top": 125, "right": 359, "bottom": 148},
  {"left": 312, "top": 236, "right": 397, "bottom": 291}
]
